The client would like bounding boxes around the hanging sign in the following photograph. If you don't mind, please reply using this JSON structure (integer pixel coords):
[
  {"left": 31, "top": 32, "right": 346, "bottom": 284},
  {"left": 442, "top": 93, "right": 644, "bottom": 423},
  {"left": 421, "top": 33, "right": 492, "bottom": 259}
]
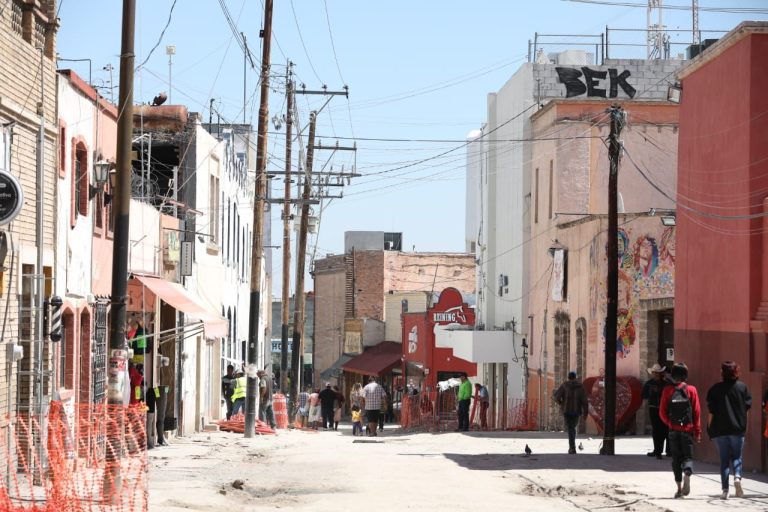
[{"left": 0, "top": 171, "right": 23, "bottom": 225}]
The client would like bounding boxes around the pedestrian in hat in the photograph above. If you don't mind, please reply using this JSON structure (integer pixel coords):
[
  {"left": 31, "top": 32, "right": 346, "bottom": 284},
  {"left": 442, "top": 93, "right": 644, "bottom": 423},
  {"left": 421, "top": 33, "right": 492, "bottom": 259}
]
[
  {"left": 554, "top": 371, "right": 588, "bottom": 454},
  {"left": 642, "top": 363, "right": 670, "bottom": 459}
]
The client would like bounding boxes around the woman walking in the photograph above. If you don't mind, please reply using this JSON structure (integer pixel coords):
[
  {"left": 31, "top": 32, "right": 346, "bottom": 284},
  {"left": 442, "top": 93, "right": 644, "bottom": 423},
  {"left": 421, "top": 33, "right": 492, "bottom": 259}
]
[
  {"left": 332, "top": 385, "right": 345, "bottom": 431},
  {"left": 706, "top": 361, "right": 752, "bottom": 500}
]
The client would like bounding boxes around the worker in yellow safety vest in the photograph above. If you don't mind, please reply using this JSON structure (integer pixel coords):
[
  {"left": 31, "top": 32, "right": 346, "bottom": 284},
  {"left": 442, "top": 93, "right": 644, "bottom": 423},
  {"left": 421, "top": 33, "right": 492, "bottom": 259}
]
[{"left": 230, "top": 371, "right": 246, "bottom": 417}]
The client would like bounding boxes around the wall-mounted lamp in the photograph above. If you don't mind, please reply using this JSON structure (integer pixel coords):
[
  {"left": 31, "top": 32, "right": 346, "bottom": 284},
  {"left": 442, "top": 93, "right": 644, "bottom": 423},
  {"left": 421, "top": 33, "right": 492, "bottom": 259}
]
[
  {"left": 660, "top": 216, "right": 676, "bottom": 227},
  {"left": 89, "top": 160, "right": 114, "bottom": 199},
  {"left": 667, "top": 84, "right": 682, "bottom": 104}
]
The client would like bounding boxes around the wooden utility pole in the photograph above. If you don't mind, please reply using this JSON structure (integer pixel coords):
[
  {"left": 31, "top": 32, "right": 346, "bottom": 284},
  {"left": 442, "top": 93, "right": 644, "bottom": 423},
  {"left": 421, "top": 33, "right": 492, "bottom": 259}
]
[
  {"left": 104, "top": 0, "right": 135, "bottom": 498},
  {"left": 602, "top": 104, "right": 624, "bottom": 456},
  {"left": 289, "top": 111, "right": 316, "bottom": 406},
  {"left": 245, "top": 0, "right": 273, "bottom": 438},
  {"left": 279, "top": 67, "right": 293, "bottom": 394}
]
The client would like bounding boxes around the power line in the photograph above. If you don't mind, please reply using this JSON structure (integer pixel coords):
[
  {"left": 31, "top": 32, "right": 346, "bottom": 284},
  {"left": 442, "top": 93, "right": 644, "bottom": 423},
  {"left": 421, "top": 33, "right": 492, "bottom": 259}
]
[
  {"left": 135, "top": 0, "right": 178, "bottom": 71},
  {"left": 289, "top": 0, "right": 323, "bottom": 84}
]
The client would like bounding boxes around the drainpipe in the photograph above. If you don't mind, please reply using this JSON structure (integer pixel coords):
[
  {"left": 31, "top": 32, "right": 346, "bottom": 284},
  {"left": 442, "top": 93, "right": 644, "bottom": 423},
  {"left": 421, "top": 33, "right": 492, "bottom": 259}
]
[{"left": 35, "top": 46, "right": 46, "bottom": 436}]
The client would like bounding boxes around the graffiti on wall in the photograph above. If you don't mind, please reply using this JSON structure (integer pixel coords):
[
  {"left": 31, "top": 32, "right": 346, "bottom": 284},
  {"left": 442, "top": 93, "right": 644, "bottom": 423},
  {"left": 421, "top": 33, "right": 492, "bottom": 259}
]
[
  {"left": 590, "top": 226, "right": 675, "bottom": 359},
  {"left": 555, "top": 67, "right": 637, "bottom": 99}
]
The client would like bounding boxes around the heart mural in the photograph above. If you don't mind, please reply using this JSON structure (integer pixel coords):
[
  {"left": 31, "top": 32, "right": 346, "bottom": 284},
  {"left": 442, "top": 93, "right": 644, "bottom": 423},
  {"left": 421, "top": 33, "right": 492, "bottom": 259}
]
[{"left": 582, "top": 376, "right": 643, "bottom": 434}]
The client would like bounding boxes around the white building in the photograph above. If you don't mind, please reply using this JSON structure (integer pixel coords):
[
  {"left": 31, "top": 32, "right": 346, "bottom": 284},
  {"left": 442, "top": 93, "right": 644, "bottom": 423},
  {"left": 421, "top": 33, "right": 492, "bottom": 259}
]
[{"left": 464, "top": 50, "right": 681, "bottom": 425}]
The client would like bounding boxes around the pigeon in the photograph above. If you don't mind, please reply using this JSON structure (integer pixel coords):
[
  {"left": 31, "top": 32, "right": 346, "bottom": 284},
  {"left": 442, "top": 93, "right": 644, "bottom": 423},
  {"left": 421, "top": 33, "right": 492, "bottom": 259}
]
[
  {"left": 524, "top": 444, "right": 532, "bottom": 456},
  {"left": 578, "top": 442, "right": 584, "bottom": 451}
]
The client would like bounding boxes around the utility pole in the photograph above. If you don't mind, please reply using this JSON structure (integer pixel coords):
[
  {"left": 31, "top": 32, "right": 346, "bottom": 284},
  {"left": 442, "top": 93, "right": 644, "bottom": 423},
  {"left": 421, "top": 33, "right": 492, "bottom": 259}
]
[
  {"left": 245, "top": 0, "right": 273, "bottom": 438},
  {"left": 104, "top": 0, "right": 135, "bottom": 498},
  {"left": 602, "top": 103, "right": 624, "bottom": 456},
  {"left": 289, "top": 111, "right": 316, "bottom": 408},
  {"left": 287, "top": 87, "right": 353, "bottom": 408},
  {"left": 280, "top": 66, "right": 293, "bottom": 394}
]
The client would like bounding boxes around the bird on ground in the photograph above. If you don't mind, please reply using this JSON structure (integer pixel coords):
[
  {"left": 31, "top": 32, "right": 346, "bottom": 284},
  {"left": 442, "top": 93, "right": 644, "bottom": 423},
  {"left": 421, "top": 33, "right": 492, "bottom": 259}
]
[
  {"left": 524, "top": 444, "right": 532, "bottom": 456},
  {"left": 578, "top": 442, "right": 584, "bottom": 451}
]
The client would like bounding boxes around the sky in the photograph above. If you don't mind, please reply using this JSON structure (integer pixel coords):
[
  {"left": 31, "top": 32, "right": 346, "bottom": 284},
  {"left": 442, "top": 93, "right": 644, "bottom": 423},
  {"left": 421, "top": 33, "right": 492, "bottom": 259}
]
[{"left": 55, "top": 0, "right": 768, "bottom": 295}]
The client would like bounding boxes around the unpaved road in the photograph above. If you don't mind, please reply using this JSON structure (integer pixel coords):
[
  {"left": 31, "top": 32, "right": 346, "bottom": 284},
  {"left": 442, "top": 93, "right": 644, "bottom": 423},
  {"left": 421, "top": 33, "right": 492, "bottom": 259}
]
[{"left": 149, "top": 425, "right": 768, "bottom": 511}]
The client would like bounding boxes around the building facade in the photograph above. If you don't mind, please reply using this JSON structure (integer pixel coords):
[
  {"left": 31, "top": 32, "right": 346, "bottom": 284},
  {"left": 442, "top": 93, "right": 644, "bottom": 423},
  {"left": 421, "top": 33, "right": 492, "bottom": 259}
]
[
  {"left": 675, "top": 22, "right": 768, "bottom": 470},
  {"left": 466, "top": 49, "right": 683, "bottom": 427},
  {"left": 526, "top": 100, "right": 678, "bottom": 432}
]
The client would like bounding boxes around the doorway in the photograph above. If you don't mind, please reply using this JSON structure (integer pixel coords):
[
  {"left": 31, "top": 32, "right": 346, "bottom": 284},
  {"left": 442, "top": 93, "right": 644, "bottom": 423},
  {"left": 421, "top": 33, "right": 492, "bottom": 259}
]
[{"left": 658, "top": 311, "right": 674, "bottom": 369}]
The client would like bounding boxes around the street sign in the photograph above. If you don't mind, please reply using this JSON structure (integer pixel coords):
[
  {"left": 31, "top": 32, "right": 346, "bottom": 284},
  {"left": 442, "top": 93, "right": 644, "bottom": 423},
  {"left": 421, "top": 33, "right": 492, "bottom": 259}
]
[
  {"left": 0, "top": 171, "right": 23, "bottom": 225},
  {"left": 180, "top": 241, "right": 192, "bottom": 276}
]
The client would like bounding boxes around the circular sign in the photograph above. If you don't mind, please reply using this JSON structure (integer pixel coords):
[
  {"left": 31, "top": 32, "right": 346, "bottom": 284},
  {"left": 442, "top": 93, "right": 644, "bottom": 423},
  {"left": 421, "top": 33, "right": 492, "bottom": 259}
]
[{"left": 0, "top": 171, "right": 23, "bottom": 225}]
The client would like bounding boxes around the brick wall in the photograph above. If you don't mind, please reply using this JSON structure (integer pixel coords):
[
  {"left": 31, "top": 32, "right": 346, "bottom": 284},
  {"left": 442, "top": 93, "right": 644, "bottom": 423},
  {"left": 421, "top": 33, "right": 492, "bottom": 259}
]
[{"left": 0, "top": 0, "right": 58, "bottom": 420}]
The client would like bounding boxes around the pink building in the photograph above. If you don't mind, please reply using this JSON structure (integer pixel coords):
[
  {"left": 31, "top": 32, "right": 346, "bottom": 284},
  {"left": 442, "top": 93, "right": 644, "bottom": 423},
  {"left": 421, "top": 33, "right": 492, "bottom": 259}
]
[
  {"left": 675, "top": 22, "right": 768, "bottom": 470},
  {"left": 527, "top": 100, "right": 678, "bottom": 433}
]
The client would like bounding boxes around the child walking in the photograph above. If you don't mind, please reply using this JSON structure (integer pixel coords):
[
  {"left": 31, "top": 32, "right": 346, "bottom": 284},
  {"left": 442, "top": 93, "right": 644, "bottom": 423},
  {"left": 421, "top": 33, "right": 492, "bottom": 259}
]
[{"left": 351, "top": 405, "right": 363, "bottom": 436}]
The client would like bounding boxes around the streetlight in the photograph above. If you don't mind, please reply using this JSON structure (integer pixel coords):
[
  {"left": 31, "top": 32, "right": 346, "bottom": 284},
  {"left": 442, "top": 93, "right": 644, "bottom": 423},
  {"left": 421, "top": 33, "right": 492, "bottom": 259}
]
[{"left": 90, "top": 159, "right": 113, "bottom": 199}]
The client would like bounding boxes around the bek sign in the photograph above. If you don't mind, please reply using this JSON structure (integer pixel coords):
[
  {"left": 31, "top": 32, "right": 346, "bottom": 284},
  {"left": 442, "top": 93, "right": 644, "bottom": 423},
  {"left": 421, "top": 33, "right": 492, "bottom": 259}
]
[{"left": 555, "top": 67, "right": 637, "bottom": 99}]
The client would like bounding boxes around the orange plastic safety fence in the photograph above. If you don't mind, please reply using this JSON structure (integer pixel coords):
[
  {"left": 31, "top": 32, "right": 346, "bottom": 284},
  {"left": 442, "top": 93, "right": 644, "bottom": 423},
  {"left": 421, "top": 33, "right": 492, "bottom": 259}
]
[
  {"left": 400, "top": 394, "right": 538, "bottom": 432},
  {"left": 0, "top": 402, "right": 148, "bottom": 512}
]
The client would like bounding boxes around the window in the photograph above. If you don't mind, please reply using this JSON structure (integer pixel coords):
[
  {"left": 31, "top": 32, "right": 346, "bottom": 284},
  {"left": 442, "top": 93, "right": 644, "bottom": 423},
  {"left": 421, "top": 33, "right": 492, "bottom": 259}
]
[
  {"left": 534, "top": 167, "right": 539, "bottom": 224},
  {"left": 209, "top": 176, "right": 219, "bottom": 242},
  {"left": 71, "top": 141, "right": 88, "bottom": 227},
  {"left": 58, "top": 124, "right": 66, "bottom": 178},
  {"left": 34, "top": 20, "right": 45, "bottom": 49},
  {"left": 548, "top": 160, "right": 554, "bottom": 219},
  {"left": 11, "top": 2, "right": 22, "bottom": 35}
]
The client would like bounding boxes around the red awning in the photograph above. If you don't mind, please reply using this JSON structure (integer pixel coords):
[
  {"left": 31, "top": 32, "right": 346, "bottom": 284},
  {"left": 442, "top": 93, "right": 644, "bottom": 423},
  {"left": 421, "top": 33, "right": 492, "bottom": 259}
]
[
  {"left": 341, "top": 341, "right": 402, "bottom": 377},
  {"left": 133, "top": 275, "right": 227, "bottom": 338}
]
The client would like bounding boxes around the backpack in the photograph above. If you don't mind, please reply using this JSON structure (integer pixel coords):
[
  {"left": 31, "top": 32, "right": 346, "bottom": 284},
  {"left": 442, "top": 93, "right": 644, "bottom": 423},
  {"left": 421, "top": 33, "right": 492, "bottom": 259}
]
[{"left": 667, "top": 384, "right": 692, "bottom": 426}]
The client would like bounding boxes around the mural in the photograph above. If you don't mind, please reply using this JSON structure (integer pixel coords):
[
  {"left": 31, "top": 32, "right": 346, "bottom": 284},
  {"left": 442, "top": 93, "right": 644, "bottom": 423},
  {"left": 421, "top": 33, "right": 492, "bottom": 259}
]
[{"left": 590, "top": 225, "right": 675, "bottom": 359}]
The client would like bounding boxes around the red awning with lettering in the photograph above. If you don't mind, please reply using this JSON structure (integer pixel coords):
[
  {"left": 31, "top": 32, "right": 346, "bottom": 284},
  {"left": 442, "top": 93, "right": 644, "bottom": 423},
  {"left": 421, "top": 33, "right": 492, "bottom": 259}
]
[
  {"left": 133, "top": 275, "right": 227, "bottom": 338},
  {"left": 341, "top": 341, "right": 402, "bottom": 377}
]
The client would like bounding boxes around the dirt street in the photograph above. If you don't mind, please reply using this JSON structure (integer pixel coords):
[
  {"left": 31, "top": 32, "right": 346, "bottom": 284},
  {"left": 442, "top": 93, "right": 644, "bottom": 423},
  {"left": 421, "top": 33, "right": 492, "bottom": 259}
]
[{"left": 149, "top": 425, "right": 768, "bottom": 511}]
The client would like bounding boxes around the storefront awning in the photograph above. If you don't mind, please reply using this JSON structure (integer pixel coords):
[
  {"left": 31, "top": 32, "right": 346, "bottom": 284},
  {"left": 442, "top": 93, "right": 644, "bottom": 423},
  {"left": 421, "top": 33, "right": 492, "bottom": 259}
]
[
  {"left": 320, "top": 354, "right": 353, "bottom": 381},
  {"left": 133, "top": 275, "right": 227, "bottom": 338},
  {"left": 341, "top": 341, "right": 402, "bottom": 377}
]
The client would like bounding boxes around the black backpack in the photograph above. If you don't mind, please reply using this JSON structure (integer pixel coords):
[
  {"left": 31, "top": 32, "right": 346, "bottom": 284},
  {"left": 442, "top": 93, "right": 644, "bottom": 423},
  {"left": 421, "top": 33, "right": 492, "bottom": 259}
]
[{"left": 667, "top": 384, "right": 692, "bottom": 426}]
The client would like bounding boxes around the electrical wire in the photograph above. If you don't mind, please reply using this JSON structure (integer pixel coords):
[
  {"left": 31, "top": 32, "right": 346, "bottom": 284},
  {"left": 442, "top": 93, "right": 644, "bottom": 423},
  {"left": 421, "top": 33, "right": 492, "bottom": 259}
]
[
  {"left": 135, "top": 0, "right": 178, "bottom": 71},
  {"left": 289, "top": 0, "right": 323, "bottom": 84}
]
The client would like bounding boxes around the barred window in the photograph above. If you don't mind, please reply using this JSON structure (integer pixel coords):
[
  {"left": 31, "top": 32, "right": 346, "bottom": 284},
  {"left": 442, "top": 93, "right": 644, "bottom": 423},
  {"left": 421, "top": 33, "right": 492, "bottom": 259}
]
[
  {"left": 11, "top": 2, "right": 22, "bottom": 35},
  {"left": 35, "top": 20, "right": 45, "bottom": 48}
]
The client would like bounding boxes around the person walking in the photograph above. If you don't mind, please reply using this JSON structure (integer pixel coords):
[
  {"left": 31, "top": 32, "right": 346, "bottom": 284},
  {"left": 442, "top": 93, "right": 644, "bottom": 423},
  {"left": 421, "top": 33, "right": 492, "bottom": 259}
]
[
  {"left": 257, "top": 369, "right": 276, "bottom": 429},
  {"left": 332, "top": 385, "right": 345, "bottom": 431},
  {"left": 221, "top": 364, "right": 236, "bottom": 420},
  {"left": 296, "top": 386, "right": 310, "bottom": 428},
  {"left": 319, "top": 383, "right": 337, "bottom": 430},
  {"left": 456, "top": 373, "right": 472, "bottom": 432},
  {"left": 230, "top": 371, "right": 247, "bottom": 417},
  {"left": 659, "top": 363, "right": 702, "bottom": 499},
  {"left": 706, "top": 361, "right": 751, "bottom": 500},
  {"left": 642, "top": 363, "right": 670, "bottom": 459},
  {"left": 474, "top": 383, "right": 490, "bottom": 430},
  {"left": 308, "top": 388, "right": 321, "bottom": 430},
  {"left": 362, "top": 376, "right": 385, "bottom": 437},
  {"left": 554, "top": 371, "right": 588, "bottom": 454}
]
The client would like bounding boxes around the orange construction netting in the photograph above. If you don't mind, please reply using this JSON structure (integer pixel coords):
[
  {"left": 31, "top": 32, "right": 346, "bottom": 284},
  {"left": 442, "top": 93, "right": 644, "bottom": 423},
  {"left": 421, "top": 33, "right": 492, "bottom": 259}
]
[
  {"left": 400, "top": 392, "right": 538, "bottom": 432},
  {"left": 0, "top": 402, "right": 148, "bottom": 512}
]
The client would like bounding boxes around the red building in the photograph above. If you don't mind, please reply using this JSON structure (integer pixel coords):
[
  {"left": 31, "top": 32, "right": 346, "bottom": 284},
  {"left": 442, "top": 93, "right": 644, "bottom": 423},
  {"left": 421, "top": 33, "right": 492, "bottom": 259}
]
[
  {"left": 402, "top": 287, "right": 477, "bottom": 391},
  {"left": 675, "top": 22, "right": 768, "bottom": 470}
]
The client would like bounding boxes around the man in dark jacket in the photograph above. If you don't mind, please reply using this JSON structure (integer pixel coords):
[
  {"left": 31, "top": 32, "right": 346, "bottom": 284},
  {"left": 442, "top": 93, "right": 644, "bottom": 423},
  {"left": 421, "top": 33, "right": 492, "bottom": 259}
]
[
  {"left": 318, "top": 383, "right": 337, "bottom": 430},
  {"left": 554, "top": 371, "right": 588, "bottom": 454},
  {"left": 706, "top": 360, "right": 751, "bottom": 500},
  {"left": 642, "top": 363, "right": 670, "bottom": 458}
]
